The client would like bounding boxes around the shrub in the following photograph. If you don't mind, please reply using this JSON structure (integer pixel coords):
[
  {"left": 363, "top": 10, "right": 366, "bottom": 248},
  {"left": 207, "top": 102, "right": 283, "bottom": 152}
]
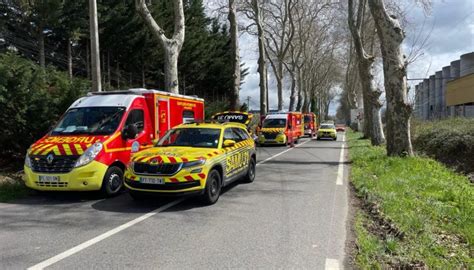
[
  {"left": 0, "top": 52, "right": 90, "bottom": 162},
  {"left": 412, "top": 118, "right": 474, "bottom": 174}
]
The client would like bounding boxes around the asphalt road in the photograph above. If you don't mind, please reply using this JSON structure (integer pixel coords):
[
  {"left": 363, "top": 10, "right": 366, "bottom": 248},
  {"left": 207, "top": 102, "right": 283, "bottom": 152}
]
[{"left": 0, "top": 133, "right": 349, "bottom": 270}]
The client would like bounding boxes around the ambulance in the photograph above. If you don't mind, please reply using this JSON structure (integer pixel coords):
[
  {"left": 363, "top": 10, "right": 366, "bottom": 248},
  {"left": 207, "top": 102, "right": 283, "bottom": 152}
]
[
  {"left": 303, "top": 112, "right": 318, "bottom": 138},
  {"left": 258, "top": 112, "right": 303, "bottom": 145},
  {"left": 23, "top": 89, "right": 204, "bottom": 196}
]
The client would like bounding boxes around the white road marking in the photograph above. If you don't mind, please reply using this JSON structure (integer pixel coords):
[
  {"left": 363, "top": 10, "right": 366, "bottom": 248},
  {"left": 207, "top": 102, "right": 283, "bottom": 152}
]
[
  {"left": 27, "top": 198, "right": 185, "bottom": 270},
  {"left": 336, "top": 134, "right": 346, "bottom": 186},
  {"left": 325, "top": 258, "right": 341, "bottom": 270},
  {"left": 28, "top": 142, "right": 312, "bottom": 269},
  {"left": 256, "top": 139, "right": 310, "bottom": 166}
]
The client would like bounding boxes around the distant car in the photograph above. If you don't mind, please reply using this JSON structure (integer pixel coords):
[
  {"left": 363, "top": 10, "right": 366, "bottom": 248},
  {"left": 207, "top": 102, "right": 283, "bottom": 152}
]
[
  {"left": 317, "top": 124, "right": 337, "bottom": 140},
  {"left": 336, "top": 125, "right": 346, "bottom": 132}
]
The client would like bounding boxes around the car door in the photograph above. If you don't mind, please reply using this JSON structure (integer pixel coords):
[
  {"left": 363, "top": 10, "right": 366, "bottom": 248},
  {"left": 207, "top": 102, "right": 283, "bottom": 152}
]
[{"left": 223, "top": 128, "right": 243, "bottom": 180}]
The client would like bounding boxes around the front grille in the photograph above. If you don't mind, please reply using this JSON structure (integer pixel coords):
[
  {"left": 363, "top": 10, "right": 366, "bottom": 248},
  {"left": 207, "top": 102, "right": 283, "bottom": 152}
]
[
  {"left": 133, "top": 163, "right": 181, "bottom": 175},
  {"left": 125, "top": 179, "right": 200, "bottom": 190},
  {"left": 31, "top": 155, "right": 79, "bottom": 173},
  {"left": 263, "top": 132, "right": 278, "bottom": 139},
  {"left": 35, "top": 181, "right": 68, "bottom": 188}
]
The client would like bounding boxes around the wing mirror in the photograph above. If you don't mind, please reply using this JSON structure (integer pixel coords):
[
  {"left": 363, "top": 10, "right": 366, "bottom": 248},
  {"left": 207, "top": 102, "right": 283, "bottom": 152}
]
[
  {"left": 223, "top": 139, "right": 236, "bottom": 148},
  {"left": 122, "top": 124, "right": 138, "bottom": 140}
]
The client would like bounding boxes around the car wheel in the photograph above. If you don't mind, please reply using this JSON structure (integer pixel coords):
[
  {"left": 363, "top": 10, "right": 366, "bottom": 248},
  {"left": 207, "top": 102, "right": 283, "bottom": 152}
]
[
  {"left": 100, "top": 166, "right": 123, "bottom": 197},
  {"left": 200, "top": 169, "right": 222, "bottom": 205},
  {"left": 333, "top": 137, "right": 337, "bottom": 141},
  {"left": 243, "top": 157, "right": 256, "bottom": 183}
]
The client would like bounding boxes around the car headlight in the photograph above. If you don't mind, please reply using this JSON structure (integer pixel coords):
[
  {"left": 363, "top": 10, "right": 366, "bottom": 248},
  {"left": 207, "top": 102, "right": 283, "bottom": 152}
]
[
  {"left": 25, "top": 152, "right": 32, "bottom": 168},
  {"left": 74, "top": 142, "right": 103, "bottom": 168},
  {"left": 182, "top": 159, "right": 206, "bottom": 168}
]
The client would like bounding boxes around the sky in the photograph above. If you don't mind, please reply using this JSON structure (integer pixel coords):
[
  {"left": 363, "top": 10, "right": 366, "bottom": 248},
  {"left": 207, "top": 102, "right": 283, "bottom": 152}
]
[{"left": 205, "top": 0, "right": 474, "bottom": 115}]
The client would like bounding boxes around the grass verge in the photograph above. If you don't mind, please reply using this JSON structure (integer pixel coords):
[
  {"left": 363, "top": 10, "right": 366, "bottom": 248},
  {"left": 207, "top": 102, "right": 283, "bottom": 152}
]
[
  {"left": 347, "top": 130, "right": 473, "bottom": 268},
  {"left": 0, "top": 173, "right": 29, "bottom": 202}
]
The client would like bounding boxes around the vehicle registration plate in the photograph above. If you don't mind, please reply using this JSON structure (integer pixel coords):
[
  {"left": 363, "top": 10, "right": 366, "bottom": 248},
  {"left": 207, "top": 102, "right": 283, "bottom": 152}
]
[
  {"left": 140, "top": 177, "right": 165, "bottom": 184},
  {"left": 38, "top": 175, "right": 60, "bottom": 182}
]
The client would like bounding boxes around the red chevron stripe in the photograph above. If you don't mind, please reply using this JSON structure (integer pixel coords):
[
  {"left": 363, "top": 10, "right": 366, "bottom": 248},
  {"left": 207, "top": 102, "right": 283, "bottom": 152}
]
[
  {"left": 198, "top": 173, "right": 206, "bottom": 179},
  {"left": 184, "top": 175, "right": 194, "bottom": 182},
  {"left": 168, "top": 157, "right": 177, "bottom": 163},
  {"left": 170, "top": 178, "right": 179, "bottom": 183},
  {"left": 181, "top": 157, "right": 188, "bottom": 162}
]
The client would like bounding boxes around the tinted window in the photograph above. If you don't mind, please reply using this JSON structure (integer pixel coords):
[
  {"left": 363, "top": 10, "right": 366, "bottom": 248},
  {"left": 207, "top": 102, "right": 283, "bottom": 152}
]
[
  {"left": 183, "top": 110, "right": 195, "bottom": 123},
  {"left": 157, "top": 128, "right": 221, "bottom": 148},
  {"left": 234, "top": 128, "right": 249, "bottom": 141},
  {"left": 224, "top": 128, "right": 238, "bottom": 141},
  {"left": 125, "top": 109, "right": 144, "bottom": 133}
]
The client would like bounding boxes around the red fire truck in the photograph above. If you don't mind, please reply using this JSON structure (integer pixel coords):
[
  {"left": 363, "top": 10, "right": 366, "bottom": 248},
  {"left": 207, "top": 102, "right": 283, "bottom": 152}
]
[
  {"left": 24, "top": 89, "right": 204, "bottom": 196},
  {"left": 303, "top": 112, "right": 318, "bottom": 138}
]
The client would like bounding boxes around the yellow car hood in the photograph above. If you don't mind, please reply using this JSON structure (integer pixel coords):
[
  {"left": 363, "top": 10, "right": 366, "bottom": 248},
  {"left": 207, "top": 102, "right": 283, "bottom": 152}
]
[{"left": 131, "top": 147, "right": 223, "bottom": 164}]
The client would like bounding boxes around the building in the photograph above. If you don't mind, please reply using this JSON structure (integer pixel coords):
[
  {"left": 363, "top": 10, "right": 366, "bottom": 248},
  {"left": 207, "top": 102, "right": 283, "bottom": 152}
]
[{"left": 414, "top": 52, "right": 474, "bottom": 119}]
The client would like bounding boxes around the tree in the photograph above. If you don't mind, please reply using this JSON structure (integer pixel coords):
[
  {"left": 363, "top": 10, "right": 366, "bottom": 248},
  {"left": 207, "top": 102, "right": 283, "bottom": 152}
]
[
  {"left": 368, "top": 0, "right": 413, "bottom": 156},
  {"left": 263, "top": 0, "right": 296, "bottom": 110},
  {"left": 135, "top": 0, "right": 185, "bottom": 94},
  {"left": 348, "top": 0, "right": 384, "bottom": 145},
  {"left": 228, "top": 0, "right": 240, "bottom": 110}
]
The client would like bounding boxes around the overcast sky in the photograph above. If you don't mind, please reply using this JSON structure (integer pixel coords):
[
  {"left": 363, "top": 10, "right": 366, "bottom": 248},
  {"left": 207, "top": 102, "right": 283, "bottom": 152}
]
[{"left": 205, "top": 0, "right": 474, "bottom": 114}]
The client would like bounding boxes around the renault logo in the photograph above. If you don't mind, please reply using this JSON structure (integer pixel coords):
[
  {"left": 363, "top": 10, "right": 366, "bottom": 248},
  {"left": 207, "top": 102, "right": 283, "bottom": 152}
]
[{"left": 46, "top": 154, "right": 54, "bottom": 164}]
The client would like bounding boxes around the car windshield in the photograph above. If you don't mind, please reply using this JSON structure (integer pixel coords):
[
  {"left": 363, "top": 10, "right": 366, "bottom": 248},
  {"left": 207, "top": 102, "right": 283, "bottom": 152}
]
[
  {"left": 304, "top": 116, "right": 311, "bottom": 123},
  {"left": 320, "top": 124, "right": 335, "bottom": 129},
  {"left": 51, "top": 107, "right": 126, "bottom": 135},
  {"left": 157, "top": 128, "right": 221, "bottom": 148},
  {"left": 263, "top": 118, "right": 286, "bottom": 128}
]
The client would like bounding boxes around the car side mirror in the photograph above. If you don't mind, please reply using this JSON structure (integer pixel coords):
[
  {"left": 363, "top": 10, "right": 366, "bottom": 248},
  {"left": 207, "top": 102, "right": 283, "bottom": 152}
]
[
  {"left": 223, "top": 139, "right": 236, "bottom": 148},
  {"left": 122, "top": 124, "right": 138, "bottom": 140}
]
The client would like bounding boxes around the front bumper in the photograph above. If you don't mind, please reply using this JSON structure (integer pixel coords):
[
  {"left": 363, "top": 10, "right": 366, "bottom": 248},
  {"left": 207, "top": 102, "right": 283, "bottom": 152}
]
[
  {"left": 258, "top": 134, "right": 286, "bottom": 145},
  {"left": 318, "top": 132, "right": 337, "bottom": 138},
  {"left": 124, "top": 168, "right": 207, "bottom": 194},
  {"left": 23, "top": 160, "right": 108, "bottom": 191}
]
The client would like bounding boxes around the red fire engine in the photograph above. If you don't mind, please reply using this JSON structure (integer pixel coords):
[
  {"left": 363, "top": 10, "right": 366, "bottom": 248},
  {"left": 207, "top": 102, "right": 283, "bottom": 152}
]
[{"left": 24, "top": 89, "right": 204, "bottom": 196}]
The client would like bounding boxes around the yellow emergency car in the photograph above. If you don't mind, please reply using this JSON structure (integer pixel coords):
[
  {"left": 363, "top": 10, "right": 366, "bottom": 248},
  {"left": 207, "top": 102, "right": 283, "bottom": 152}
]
[
  {"left": 317, "top": 123, "right": 337, "bottom": 140},
  {"left": 124, "top": 122, "right": 256, "bottom": 204}
]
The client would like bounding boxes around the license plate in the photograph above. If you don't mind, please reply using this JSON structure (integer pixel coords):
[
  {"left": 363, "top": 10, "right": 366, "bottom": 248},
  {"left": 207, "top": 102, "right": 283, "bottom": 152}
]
[
  {"left": 39, "top": 175, "right": 60, "bottom": 182},
  {"left": 140, "top": 177, "right": 165, "bottom": 184}
]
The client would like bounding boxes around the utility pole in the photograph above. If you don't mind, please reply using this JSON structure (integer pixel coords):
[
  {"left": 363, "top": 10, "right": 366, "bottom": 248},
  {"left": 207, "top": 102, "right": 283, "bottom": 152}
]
[{"left": 89, "top": 0, "right": 102, "bottom": 92}]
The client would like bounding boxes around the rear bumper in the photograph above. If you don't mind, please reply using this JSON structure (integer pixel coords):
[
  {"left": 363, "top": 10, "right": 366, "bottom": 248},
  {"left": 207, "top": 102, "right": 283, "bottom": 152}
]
[
  {"left": 318, "top": 133, "right": 336, "bottom": 138},
  {"left": 258, "top": 134, "right": 286, "bottom": 145},
  {"left": 23, "top": 161, "right": 108, "bottom": 191}
]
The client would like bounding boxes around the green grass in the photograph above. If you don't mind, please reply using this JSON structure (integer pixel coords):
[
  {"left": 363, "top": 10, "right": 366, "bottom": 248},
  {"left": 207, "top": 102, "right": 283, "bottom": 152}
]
[
  {"left": 347, "top": 130, "right": 474, "bottom": 268},
  {"left": 0, "top": 174, "right": 29, "bottom": 202}
]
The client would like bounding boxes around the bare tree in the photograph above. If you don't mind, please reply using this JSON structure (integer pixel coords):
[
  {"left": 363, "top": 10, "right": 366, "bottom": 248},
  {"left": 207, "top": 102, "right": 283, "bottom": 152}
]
[
  {"left": 348, "top": 0, "right": 384, "bottom": 145},
  {"left": 250, "top": 0, "right": 268, "bottom": 115},
  {"left": 368, "top": 0, "right": 413, "bottom": 156},
  {"left": 228, "top": 0, "right": 240, "bottom": 110},
  {"left": 135, "top": 0, "right": 185, "bottom": 94},
  {"left": 263, "top": 0, "right": 296, "bottom": 110}
]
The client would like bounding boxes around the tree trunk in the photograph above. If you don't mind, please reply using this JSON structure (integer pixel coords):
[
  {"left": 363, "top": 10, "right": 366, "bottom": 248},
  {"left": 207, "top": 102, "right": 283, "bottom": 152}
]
[
  {"left": 296, "top": 67, "right": 303, "bottom": 111},
  {"left": 228, "top": 0, "right": 240, "bottom": 110},
  {"left": 253, "top": 0, "right": 268, "bottom": 115},
  {"left": 67, "top": 38, "right": 73, "bottom": 79},
  {"left": 107, "top": 51, "right": 111, "bottom": 89},
  {"left": 348, "top": 0, "right": 385, "bottom": 145},
  {"left": 368, "top": 0, "right": 413, "bottom": 156},
  {"left": 288, "top": 68, "right": 297, "bottom": 111},
  {"left": 89, "top": 0, "right": 102, "bottom": 92},
  {"left": 277, "top": 61, "right": 283, "bottom": 110},
  {"left": 38, "top": 28, "right": 45, "bottom": 69},
  {"left": 135, "top": 0, "right": 185, "bottom": 94}
]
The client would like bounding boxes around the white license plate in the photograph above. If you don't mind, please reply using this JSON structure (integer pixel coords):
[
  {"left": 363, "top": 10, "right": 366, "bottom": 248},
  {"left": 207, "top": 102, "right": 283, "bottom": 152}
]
[
  {"left": 39, "top": 175, "right": 60, "bottom": 182},
  {"left": 140, "top": 177, "right": 165, "bottom": 184}
]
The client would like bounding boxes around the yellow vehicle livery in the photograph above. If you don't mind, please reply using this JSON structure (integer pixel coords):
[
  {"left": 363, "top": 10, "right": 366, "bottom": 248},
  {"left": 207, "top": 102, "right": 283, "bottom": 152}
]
[
  {"left": 317, "top": 123, "right": 337, "bottom": 140},
  {"left": 124, "top": 122, "right": 256, "bottom": 204}
]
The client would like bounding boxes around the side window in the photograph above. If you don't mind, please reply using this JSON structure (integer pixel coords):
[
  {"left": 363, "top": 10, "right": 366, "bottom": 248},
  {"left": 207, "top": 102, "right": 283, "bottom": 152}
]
[
  {"left": 125, "top": 109, "right": 144, "bottom": 133},
  {"left": 183, "top": 110, "right": 194, "bottom": 123},
  {"left": 233, "top": 128, "right": 249, "bottom": 141},
  {"left": 223, "top": 128, "right": 236, "bottom": 141}
]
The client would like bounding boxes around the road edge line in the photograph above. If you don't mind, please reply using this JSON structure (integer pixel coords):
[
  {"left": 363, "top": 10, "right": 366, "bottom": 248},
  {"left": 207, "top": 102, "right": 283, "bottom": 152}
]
[{"left": 336, "top": 134, "right": 345, "bottom": 185}]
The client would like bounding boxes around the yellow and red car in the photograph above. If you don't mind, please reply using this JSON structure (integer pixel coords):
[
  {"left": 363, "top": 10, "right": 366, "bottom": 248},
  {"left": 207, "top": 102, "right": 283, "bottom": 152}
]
[
  {"left": 317, "top": 123, "right": 337, "bottom": 140},
  {"left": 124, "top": 122, "right": 256, "bottom": 204}
]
